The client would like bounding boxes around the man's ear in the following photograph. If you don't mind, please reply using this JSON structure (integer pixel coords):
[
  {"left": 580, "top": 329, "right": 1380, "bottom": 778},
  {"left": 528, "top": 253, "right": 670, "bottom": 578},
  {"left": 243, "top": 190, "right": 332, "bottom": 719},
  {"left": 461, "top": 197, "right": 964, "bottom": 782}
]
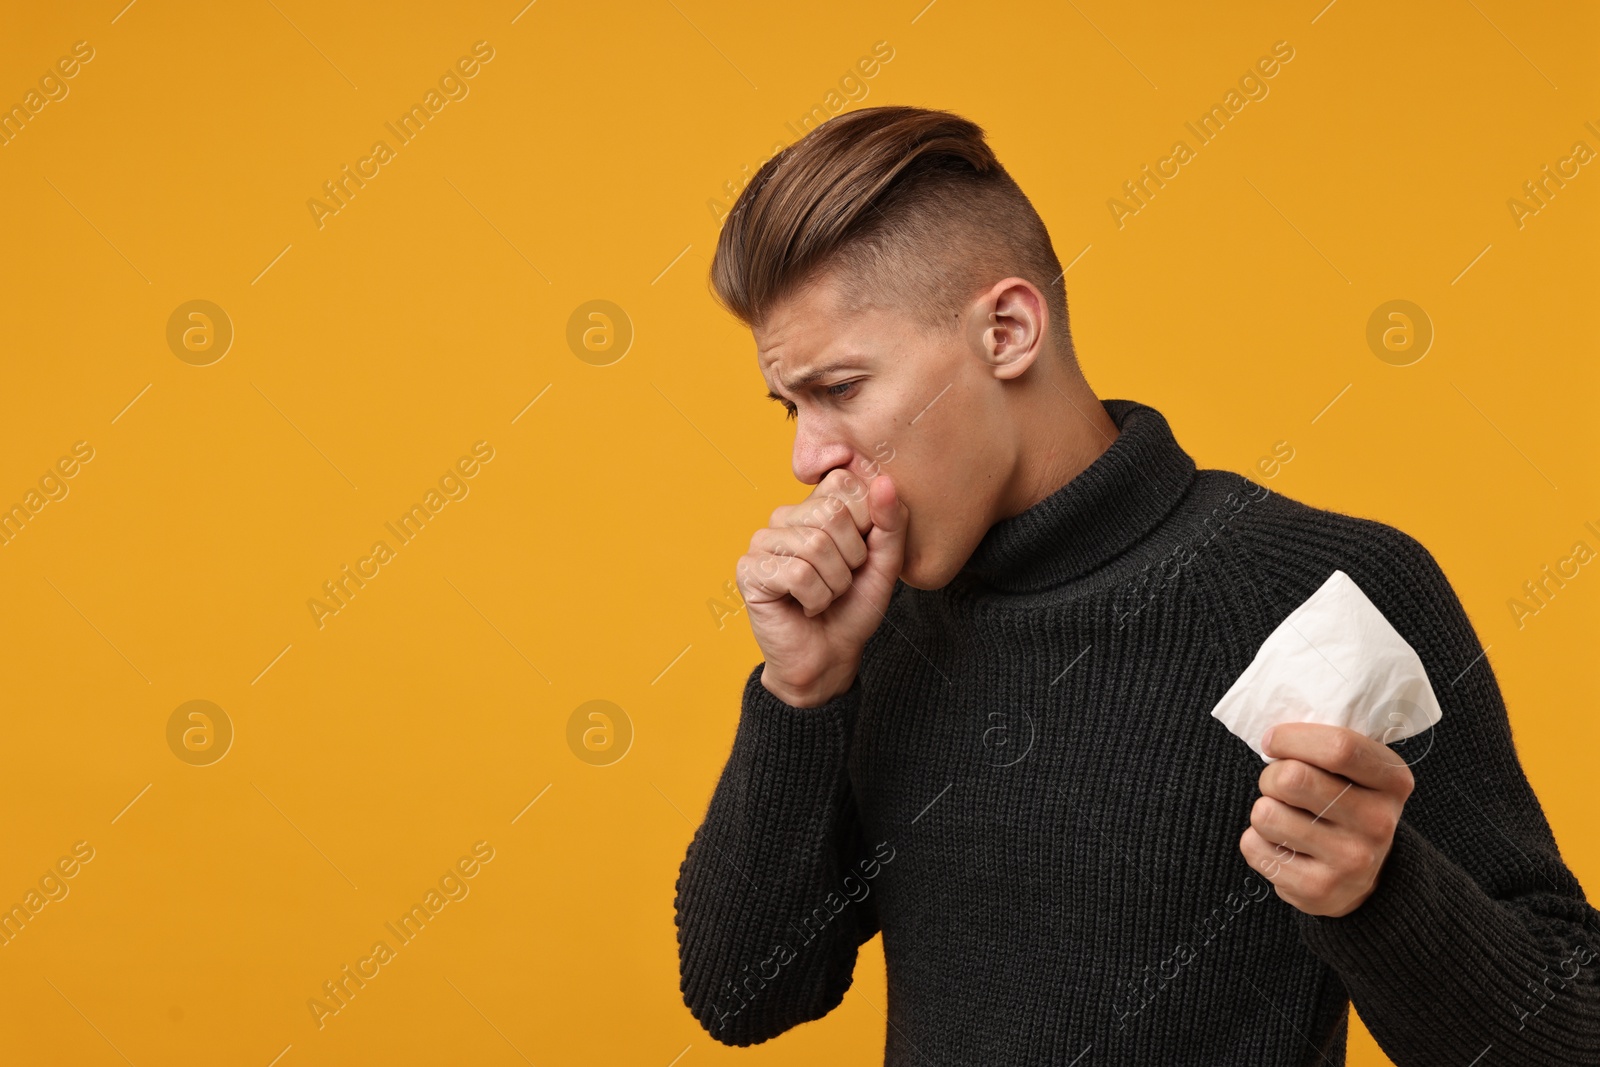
[{"left": 968, "top": 277, "right": 1046, "bottom": 380}]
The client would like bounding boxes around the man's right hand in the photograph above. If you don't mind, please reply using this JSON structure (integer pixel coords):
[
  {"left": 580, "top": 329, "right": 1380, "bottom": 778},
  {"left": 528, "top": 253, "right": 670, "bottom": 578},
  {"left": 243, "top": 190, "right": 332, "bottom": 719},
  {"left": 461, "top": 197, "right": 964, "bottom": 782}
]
[{"left": 735, "top": 470, "right": 909, "bottom": 707}]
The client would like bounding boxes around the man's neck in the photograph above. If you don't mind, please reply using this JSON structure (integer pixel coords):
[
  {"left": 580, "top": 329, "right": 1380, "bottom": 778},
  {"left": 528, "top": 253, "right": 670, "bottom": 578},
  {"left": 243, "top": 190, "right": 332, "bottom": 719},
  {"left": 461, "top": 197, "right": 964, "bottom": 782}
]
[{"left": 997, "top": 370, "right": 1121, "bottom": 524}]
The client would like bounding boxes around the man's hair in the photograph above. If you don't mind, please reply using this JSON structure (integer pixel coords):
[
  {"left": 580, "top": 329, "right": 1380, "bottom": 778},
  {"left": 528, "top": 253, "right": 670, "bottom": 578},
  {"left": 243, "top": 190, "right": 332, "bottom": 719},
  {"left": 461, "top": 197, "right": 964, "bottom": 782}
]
[{"left": 709, "top": 105, "right": 1074, "bottom": 358}]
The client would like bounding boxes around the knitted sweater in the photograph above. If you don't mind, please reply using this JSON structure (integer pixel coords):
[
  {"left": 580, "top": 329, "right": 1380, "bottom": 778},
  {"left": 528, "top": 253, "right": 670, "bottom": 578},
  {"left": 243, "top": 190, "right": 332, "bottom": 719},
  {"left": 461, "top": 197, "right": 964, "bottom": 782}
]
[{"left": 674, "top": 397, "right": 1600, "bottom": 1065}]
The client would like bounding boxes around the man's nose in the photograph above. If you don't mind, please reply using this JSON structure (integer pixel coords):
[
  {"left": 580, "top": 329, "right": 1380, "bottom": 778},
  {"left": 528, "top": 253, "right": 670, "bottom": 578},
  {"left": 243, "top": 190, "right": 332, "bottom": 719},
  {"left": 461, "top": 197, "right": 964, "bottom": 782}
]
[{"left": 792, "top": 422, "right": 855, "bottom": 485}]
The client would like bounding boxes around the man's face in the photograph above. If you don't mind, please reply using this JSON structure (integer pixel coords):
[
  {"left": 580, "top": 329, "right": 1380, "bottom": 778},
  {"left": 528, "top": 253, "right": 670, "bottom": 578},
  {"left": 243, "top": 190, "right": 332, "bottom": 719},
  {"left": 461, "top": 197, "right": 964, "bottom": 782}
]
[{"left": 754, "top": 271, "right": 1019, "bottom": 590}]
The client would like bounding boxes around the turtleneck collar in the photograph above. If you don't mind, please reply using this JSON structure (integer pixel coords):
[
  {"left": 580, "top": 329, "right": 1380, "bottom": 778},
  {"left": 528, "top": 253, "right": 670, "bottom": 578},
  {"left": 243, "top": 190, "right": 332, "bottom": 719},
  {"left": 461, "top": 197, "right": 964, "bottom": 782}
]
[{"left": 955, "top": 398, "right": 1198, "bottom": 595}]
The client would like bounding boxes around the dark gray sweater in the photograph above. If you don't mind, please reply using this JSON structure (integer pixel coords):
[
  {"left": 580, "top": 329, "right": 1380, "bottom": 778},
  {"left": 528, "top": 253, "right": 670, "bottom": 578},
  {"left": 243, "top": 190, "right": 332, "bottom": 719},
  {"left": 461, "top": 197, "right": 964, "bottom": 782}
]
[{"left": 674, "top": 398, "right": 1600, "bottom": 1065}]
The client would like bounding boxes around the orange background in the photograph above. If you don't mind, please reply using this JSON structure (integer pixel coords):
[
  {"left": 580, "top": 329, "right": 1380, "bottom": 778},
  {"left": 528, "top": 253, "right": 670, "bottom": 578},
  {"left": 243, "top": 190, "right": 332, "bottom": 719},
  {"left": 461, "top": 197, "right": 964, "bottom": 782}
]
[{"left": 0, "top": 2, "right": 1594, "bottom": 1064}]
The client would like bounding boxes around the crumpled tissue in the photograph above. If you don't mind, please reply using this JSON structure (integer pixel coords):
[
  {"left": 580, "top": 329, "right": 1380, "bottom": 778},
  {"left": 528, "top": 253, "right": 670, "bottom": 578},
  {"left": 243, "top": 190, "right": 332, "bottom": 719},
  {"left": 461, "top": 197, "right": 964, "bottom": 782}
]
[{"left": 1210, "top": 568, "right": 1443, "bottom": 763}]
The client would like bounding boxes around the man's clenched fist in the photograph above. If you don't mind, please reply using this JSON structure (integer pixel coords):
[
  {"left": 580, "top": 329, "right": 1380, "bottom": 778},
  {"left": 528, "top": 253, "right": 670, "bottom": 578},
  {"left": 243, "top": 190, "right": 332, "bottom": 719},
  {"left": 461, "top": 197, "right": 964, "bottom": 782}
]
[
  {"left": 1239, "top": 722, "right": 1415, "bottom": 917},
  {"left": 735, "top": 470, "right": 909, "bottom": 708}
]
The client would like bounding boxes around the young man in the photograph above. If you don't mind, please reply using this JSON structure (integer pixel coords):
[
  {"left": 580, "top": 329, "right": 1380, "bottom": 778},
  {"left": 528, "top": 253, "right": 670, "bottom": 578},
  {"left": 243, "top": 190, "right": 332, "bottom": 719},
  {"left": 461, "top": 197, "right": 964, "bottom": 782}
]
[{"left": 674, "top": 105, "right": 1599, "bottom": 1065}]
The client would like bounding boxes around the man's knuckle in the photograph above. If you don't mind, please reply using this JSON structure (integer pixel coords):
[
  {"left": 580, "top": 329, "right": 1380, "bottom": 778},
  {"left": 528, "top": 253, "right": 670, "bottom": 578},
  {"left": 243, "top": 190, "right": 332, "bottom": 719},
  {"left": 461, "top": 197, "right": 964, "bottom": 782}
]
[
  {"left": 1306, "top": 869, "right": 1338, "bottom": 898},
  {"left": 1250, "top": 796, "right": 1275, "bottom": 830},
  {"left": 801, "top": 568, "right": 832, "bottom": 603},
  {"left": 738, "top": 556, "right": 772, "bottom": 591},
  {"left": 1341, "top": 840, "right": 1376, "bottom": 873},
  {"left": 1325, "top": 732, "right": 1358, "bottom": 767}
]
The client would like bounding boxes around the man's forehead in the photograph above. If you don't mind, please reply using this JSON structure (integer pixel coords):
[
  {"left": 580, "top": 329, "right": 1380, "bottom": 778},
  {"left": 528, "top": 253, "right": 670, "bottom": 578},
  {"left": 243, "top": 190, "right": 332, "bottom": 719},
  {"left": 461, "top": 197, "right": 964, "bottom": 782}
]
[
  {"left": 756, "top": 270, "right": 857, "bottom": 342},
  {"left": 757, "top": 314, "right": 836, "bottom": 376},
  {"left": 757, "top": 327, "right": 869, "bottom": 390},
  {"left": 756, "top": 295, "right": 881, "bottom": 372}
]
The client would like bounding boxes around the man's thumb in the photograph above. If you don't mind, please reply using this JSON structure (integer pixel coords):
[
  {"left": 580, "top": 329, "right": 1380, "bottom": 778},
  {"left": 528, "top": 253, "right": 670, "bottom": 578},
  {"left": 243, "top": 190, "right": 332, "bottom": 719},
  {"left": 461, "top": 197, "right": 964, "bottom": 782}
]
[{"left": 865, "top": 475, "right": 908, "bottom": 561}]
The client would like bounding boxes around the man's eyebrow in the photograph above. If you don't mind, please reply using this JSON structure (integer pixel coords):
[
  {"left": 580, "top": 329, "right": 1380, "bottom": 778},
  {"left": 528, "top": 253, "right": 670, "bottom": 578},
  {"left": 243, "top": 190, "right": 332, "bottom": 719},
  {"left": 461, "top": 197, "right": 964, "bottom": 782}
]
[{"left": 764, "top": 359, "right": 861, "bottom": 401}]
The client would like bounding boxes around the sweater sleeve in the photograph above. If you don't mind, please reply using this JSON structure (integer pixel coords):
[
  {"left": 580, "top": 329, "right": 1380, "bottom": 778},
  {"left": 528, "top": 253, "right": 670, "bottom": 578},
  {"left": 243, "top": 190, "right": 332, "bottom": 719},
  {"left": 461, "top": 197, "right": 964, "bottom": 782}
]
[
  {"left": 1249, "top": 511, "right": 1600, "bottom": 1064},
  {"left": 673, "top": 660, "right": 881, "bottom": 1046}
]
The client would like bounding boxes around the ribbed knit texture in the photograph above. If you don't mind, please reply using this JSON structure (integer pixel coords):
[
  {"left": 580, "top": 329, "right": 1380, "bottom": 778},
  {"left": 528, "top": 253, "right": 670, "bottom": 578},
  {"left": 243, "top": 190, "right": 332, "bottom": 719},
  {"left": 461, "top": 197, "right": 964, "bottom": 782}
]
[{"left": 674, "top": 397, "right": 1600, "bottom": 1065}]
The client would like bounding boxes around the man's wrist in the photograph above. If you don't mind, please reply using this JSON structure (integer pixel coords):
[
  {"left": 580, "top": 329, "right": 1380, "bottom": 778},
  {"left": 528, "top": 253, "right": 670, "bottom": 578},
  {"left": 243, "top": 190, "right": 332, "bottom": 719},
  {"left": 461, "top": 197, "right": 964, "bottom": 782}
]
[{"left": 759, "top": 665, "right": 857, "bottom": 708}]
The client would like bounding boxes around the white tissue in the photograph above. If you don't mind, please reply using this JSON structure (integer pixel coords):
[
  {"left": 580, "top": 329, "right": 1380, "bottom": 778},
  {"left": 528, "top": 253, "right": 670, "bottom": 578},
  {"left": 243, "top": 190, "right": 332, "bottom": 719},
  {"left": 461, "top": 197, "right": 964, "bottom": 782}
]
[{"left": 1210, "top": 569, "right": 1443, "bottom": 763}]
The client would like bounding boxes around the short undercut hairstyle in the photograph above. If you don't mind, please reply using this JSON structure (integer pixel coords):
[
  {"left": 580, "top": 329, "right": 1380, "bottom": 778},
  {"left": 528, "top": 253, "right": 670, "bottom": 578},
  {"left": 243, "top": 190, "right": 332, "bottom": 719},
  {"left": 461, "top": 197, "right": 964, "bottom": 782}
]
[{"left": 710, "top": 105, "right": 1075, "bottom": 360}]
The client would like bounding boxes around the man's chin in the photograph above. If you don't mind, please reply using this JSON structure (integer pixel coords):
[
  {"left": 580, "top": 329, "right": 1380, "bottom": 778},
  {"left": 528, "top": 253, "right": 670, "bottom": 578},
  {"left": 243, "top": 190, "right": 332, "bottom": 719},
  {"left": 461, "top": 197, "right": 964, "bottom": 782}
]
[{"left": 897, "top": 544, "right": 953, "bottom": 591}]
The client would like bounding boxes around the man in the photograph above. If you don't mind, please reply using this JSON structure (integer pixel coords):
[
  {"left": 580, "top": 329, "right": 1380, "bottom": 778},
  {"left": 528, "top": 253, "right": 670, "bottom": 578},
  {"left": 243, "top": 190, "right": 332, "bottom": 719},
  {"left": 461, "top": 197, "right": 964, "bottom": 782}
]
[{"left": 674, "top": 105, "right": 1599, "bottom": 1065}]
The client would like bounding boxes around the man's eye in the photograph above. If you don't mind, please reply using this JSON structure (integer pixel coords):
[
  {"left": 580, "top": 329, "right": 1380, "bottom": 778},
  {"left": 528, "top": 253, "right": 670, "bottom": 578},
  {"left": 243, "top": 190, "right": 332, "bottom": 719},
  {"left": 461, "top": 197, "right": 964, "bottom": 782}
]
[{"left": 779, "top": 382, "right": 855, "bottom": 421}]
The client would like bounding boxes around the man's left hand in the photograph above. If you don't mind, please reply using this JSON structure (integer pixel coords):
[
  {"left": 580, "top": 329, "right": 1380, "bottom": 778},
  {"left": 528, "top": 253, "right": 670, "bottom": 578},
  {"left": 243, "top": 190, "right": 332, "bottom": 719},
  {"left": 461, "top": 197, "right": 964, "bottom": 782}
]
[{"left": 1237, "top": 722, "right": 1415, "bottom": 918}]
